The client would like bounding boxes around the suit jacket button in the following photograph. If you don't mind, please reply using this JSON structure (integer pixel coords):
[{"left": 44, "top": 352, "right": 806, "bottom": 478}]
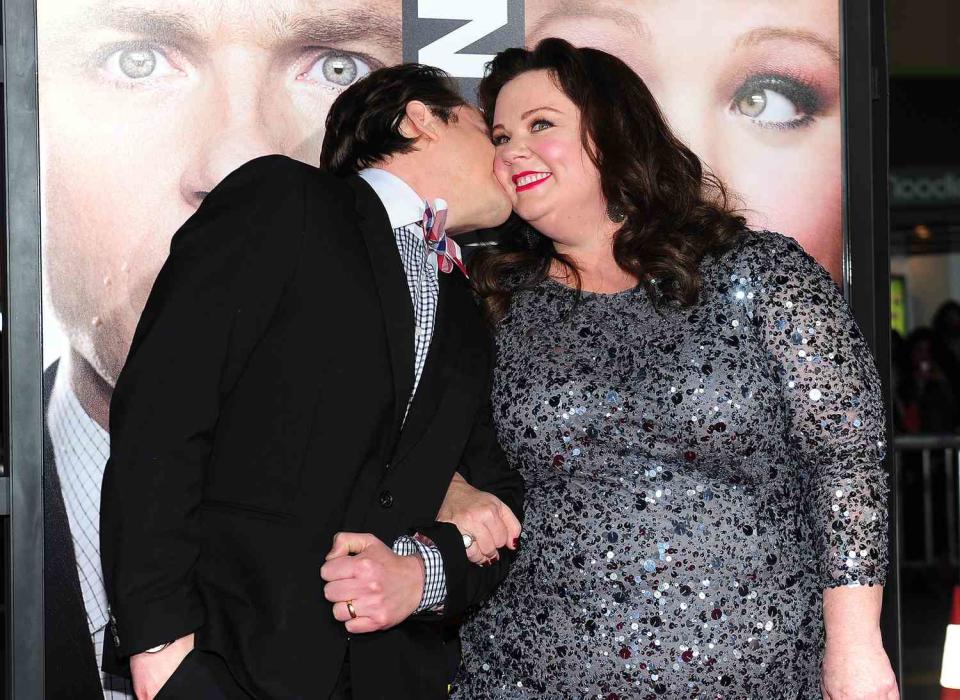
[{"left": 379, "top": 490, "right": 394, "bottom": 508}]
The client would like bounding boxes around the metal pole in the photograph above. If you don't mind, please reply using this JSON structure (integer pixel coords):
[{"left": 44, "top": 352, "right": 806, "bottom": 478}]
[
  {"left": 841, "top": 0, "right": 900, "bottom": 680},
  {"left": 947, "top": 448, "right": 958, "bottom": 567},
  {"left": 3, "top": 0, "right": 46, "bottom": 697},
  {"left": 923, "top": 449, "right": 935, "bottom": 565}
]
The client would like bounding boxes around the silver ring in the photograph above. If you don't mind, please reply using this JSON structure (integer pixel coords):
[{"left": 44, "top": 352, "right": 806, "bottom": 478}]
[{"left": 462, "top": 532, "right": 475, "bottom": 549}]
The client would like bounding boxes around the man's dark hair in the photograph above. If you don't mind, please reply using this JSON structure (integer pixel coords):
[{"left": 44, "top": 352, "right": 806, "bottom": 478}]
[{"left": 319, "top": 63, "right": 467, "bottom": 176}]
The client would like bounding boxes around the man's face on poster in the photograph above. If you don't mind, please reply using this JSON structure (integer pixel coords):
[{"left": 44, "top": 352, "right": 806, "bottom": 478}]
[
  {"left": 38, "top": 0, "right": 401, "bottom": 389},
  {"left": 526, "top": 0, "right": 843, "bottom": 282}
]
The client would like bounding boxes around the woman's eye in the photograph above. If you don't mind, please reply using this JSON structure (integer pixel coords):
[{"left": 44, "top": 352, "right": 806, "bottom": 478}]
[
  {"left": 736, "top": 88, "right": 797, "bottom": 121},
  {"left": 732, "top": 75, "right": 821, "bottom": 130},
  {"left": 492, "top": 134, "right": 509, "bottom": 146},
  {"left": 531, "top": 119, "right": 553, "bottom": 132},
  {"left": 102, "top": 45, "right": 181, "bottom": 81},
  {"left": 300, "top": 51, "right": 373, "bottom": 88}
]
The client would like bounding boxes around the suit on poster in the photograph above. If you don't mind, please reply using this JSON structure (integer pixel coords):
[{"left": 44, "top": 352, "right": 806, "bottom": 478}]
[
  {"left": 42, "top": 364, "right": 106, "bottom": 700},
  {"left": 100, "top": 154, "right": 524, "bottom": 699}
]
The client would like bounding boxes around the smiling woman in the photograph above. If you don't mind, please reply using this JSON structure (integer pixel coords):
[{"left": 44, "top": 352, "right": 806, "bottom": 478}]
[
  {"left": 526, "top": 0, "right": 844, "bottom": 282},
  {"left": 454, "top": 36, "right": 895, "bottom": 700}
]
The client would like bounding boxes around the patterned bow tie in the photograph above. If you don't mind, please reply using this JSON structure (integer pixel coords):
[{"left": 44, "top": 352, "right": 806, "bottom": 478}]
[{"left": 421, "top": 198, "right": 468, "bottom": 278}]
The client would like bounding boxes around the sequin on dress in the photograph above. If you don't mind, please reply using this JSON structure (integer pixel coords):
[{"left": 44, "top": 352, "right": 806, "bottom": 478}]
[{"left": 454, "top": 231, "right": 888, "bottom": 699}]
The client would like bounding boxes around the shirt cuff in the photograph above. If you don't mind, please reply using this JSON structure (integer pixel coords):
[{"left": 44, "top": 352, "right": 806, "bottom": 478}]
[{"left": 392, "top": 534, "right": 447, "bottom": 613}]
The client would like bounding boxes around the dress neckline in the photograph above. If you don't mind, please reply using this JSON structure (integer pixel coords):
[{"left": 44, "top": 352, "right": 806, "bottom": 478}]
[{"left": 544, "top": 277, "right": 641, "bottom": 299}]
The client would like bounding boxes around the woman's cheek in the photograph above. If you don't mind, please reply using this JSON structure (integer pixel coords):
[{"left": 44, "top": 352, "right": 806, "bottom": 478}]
[
  {"left": 533, "top": 136, "right": 576, "bottom": 172},
  {"left": 726, "top": 136, "right": 842, "bottom": 280},
  {"left": 493, "top": 162, "right": 517, "bottom": 202},
  {"left": 769, "top": 181, "right": 842, "bottom": 283}
]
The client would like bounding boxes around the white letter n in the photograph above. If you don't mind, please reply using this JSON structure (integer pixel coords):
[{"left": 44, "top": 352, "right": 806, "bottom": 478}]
[{"left": 417, "top": 1, "right": 508, "bottom": 78}]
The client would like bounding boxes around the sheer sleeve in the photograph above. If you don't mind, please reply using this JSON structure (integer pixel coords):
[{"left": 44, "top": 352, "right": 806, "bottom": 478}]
[{"left": 749, "top": 232, "right": 888, "bottom": 587}]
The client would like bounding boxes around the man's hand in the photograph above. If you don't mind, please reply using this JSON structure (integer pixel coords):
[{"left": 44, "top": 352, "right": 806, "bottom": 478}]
[
  {"left": 129, "top": 633, "right": 194, "bottom": 700},
  {"left": 321, "top": 533, "right": 424, "bottom": 633},
  {"left": 437, "top": 471, "right": 521, "bottom": 564}
]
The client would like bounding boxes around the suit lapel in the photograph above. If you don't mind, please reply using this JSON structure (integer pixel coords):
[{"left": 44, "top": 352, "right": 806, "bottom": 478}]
[
  {"left": 346, "top": 174, "right": 467, "bottom": 466},
  {"left": 347, "top": 176, "right": 414, "bottom": 452},
  {"left": 392, "top": 272, "right": 465, "bottom": 464}
]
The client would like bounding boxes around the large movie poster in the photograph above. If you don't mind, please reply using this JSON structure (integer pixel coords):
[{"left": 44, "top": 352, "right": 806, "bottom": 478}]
[
  {"left": 37, "top": 1, "right": 841, "bottom": 694},
  {"left": 524, "top": 0, "right": 844, "bottom": 282}
]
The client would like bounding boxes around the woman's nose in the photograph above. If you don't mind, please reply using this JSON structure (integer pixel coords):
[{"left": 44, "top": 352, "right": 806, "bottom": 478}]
[{"left": 501, "top": 140, "right": 530, "bottom": 165}]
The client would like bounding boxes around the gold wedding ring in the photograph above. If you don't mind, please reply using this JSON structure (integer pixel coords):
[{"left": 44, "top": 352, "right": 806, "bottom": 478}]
[{"left": 346, "top": 600, "right": 358, "bottom": 620}]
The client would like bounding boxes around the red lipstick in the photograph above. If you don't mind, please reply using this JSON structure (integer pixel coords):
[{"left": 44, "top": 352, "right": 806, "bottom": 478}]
[{"left": 512, "top": 171, "right": 552, "bottom": 192}]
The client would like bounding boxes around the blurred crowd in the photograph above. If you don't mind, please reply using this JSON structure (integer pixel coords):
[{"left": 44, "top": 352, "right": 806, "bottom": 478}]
[{"left": 893, "top": 301, "right": 960, "bottom": 434}]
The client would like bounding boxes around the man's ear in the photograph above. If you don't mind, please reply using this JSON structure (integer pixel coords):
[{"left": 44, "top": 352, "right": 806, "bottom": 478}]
[{"left": 398, "top": 100, "right": 442, "bottom": 142}]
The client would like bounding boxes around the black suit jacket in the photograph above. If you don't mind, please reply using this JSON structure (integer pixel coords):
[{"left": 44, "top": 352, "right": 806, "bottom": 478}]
[{"left": 100, "top": 155, "right": 524, "bottom": 699}]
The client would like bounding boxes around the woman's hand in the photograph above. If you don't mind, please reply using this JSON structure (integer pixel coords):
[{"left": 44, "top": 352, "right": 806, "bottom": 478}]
[
  {"left": 821, "top": 636, "right": 899, "bottom": 700},
  {"left": 821, "top": 585, "right": 898, "bottom": 700},
  {"left": 437, "top": 472, "right": 521, "bottom": 565}
]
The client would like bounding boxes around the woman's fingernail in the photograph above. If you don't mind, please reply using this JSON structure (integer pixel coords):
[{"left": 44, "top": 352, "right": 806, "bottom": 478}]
[{"left": 512, "top": 537, "right": 520, "bottom": 549}]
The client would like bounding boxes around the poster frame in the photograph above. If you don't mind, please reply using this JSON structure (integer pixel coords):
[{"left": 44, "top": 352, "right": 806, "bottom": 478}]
[
  {"left": 0, "top": 0, "right": 899, "bottom": 695},
  {"left": 3, "top": 0, "right": 45, "bottom": 696},
  {"left": 840, "top": 0, "right": 901, "bottom": 681}
]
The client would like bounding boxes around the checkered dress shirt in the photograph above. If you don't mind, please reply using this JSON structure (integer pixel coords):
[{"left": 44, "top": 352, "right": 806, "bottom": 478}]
[
  {"left": 392, "top": 208, "right": 439, "bottom": 420},
  {"left": 359, "top": 167, "right": 448, "bottom": 612},
  {"left": 49, "top": 379, "right": 135, "bottom": 699}
]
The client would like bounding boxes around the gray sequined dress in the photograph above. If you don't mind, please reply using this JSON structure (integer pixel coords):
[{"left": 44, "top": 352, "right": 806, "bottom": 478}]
[{"left": 454, "top": 231, "right": 888, "bottom": 699}]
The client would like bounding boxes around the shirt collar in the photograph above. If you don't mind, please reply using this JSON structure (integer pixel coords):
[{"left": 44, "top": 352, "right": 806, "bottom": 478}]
[
  {"left": 48, "top": 374, "right": 111, "bottom": 479},
  {"left": 358, "top": 168, "right": 425, "bottom": 230}
]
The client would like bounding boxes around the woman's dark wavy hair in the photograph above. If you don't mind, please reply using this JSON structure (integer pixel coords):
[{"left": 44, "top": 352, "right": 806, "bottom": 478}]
[{"left": 472, "top": 38, "right": 746, "bottom": 324}]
